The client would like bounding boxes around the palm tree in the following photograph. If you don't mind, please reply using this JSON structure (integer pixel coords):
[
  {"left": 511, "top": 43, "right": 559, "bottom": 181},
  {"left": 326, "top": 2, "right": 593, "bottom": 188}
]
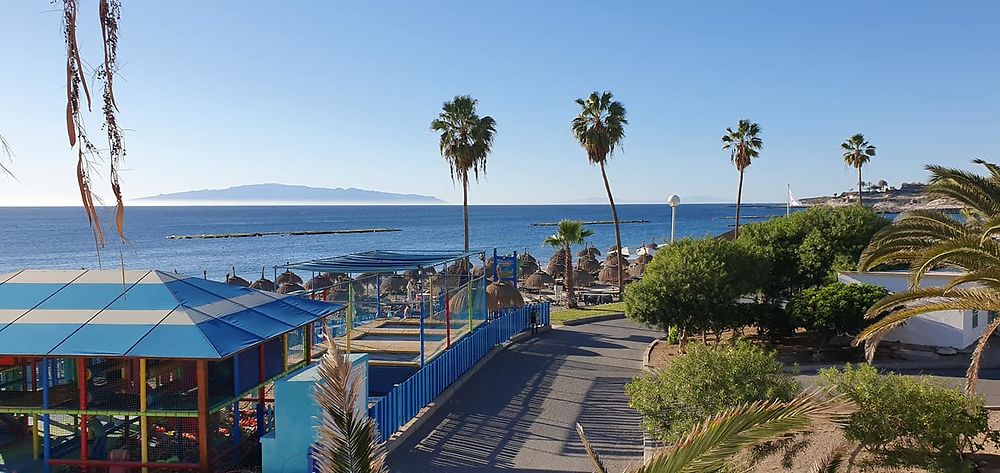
[
  {"left": 721, "top": 119, "right": 763, "bottom": 238},
  {"left": 578, "top": 390, "right": 849, "bottom": 473},
  {"left": 856, "top": 159, "right": 1000, "bottom": 396},
  {"left": 572, "top": 91, "right": 628, "bottom": 299},
  {"left": 431, "top": 96, "right": 497, "bottom": 252},
  {"left": 841, "top": 133, "right": 877, "bottom": 206},
  {"left": 314, "top": 327, "right": 389, "bottom": 473},
  {"left": 544, "top": 220, "right": 594, "bottom": 309}
]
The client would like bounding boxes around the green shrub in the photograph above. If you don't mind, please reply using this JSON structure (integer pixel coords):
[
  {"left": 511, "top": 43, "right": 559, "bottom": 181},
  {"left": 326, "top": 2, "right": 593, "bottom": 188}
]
[
  {"left": 789, "top": 282, "right": 889, "bottom": 340},
  {"left": 626, "top": 341, "right": 801, "bottom": 443},
  {"left": 665, "top": 325, "right": 680, "bottom": 345},
  {"left": 820, "top": 364, "right": 999, "bottom": 464}
]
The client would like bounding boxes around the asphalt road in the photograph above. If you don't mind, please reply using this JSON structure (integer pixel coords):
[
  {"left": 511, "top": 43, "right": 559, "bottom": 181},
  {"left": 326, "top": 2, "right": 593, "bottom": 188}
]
[{"left": 386, "top": 317, "right": 659, "bottom": 472}]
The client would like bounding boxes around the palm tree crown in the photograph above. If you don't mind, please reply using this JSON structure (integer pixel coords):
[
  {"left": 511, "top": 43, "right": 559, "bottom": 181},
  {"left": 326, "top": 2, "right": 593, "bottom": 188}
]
[
  {"left": 856, "top": 159, "right": 1000, "bottom": 396},
  {"left": 431, "top": 96, "right": 496, "bottom": 184},
  {"left": 571, "top": 91, "right": 627, "bottom": 164},
  {"left": 841, "top": 133, "right": 876, "bottom": 206},
  {"left": 545, "top": 220, "right": 594, "bottom": 309},
  {"left": 721, "top": 119, "right": 763, "bottom": 172}
]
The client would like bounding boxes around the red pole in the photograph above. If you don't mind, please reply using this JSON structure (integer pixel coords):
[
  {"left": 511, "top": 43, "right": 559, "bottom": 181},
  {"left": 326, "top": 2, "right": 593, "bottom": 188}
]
[
  {"left": 196, "top": 360, "right": 210, "bottom": 473},
  {"left": 445, "top": 295, "right": 451, "bottom": 348},
  {"left": 257, "top": 345, "right": 266, "bottom": 436},
  {"left": 77, "top": 358, "right": 88, "bottom": 468}
]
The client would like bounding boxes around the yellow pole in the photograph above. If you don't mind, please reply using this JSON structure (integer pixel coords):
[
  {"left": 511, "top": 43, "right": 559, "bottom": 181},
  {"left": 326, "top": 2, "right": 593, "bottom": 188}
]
[
  {"left": 32, "top": 414, "right": 39, "bottom": 460},
  {"left": 283, "top": 333, "right": 289, "bottom": 370},
  {"left": 140, "top": 358, "right": 148, "bottom": 473}
]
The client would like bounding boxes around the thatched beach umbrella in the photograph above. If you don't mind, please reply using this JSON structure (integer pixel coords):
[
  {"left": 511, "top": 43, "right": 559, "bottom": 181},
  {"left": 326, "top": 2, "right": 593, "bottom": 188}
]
[
  {"left": 519, "top": 259, "right": 539, "bottom": 278},
  {"left": 403, "top": 269, "right": 420, "bottom": 280},
  {"left": 546, "top": 248, "right": 569, "bottom": 277},
  {"left": 605, "top": 253, "right": 630, "bottom": 269},
  {"left": 304, "top": 275, "right": 334, "bottom": 291},
  {"left": 382, "top": 274, "right": 407, "bottom": 294},
  {"left": 635, "top": 253, "right": 653, "bottom": 265},
  {"left": 447, "top": 259, "right": 471, "bottom": 275},
  {"left": 321, "top": 272, "right": 348, "bottom": 283},
  {"left": 250, "top": 268, "right": 276, "bottom": 292},
  {"left": 629, "top": 262, "right": 647, "bottom": 279},
  {"left": 577, "top": 255, "right": 601, "bottom": 273},
  {"left": 578, "top": 246, "right": 601, "bottom": 258},
  {"left": 598, "top": 264, "right": 623, "bottom": 284},
  {"left": 486, "top": 281, "right": 525, "bottom": 312},
  {"left": 574, "top": 269, "right": 596, "bottom": 287},
  {"left": 519, "top": 253, "right": 538, "bottom": 266},
  {"left": 276, "top": 270, "right": 303, "bottom": 286},
  {"left": 277, "top": 282, "right": 305, "bottom": 294},
  {"left": 523, "top": 271, "right": 555, "bottom": 289},
  {"left": 226, "top": 268, "right": 250, "bottom": 287}
]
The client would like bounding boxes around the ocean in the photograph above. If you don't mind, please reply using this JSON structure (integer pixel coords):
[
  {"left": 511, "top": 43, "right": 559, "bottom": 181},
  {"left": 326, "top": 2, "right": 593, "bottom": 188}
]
[{"left": 0, "top": 204, "right": 790, "bottom": 279}]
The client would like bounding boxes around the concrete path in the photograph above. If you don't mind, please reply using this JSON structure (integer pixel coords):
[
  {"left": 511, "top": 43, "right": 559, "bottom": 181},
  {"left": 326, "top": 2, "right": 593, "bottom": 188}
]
[{"left": 386, "top": 317, "right": 659, "bottom": 472}]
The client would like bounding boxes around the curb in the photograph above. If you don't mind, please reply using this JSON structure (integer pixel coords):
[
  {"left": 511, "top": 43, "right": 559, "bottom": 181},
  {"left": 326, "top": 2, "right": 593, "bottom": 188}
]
[
  {"left": 384, "top": 324, "right": 552, "bottom": 453},
  {"left": 643, "top": 338, "right": 663, "bottom": 370},
  {"left": 560, "top": 312, "right": 626, "bottom": 326}
]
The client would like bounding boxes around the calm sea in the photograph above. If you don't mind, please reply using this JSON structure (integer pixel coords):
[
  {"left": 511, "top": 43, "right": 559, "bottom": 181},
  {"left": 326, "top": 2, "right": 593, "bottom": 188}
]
[{"left": 0, "top": 204, "right": 789, "bottom": 279}]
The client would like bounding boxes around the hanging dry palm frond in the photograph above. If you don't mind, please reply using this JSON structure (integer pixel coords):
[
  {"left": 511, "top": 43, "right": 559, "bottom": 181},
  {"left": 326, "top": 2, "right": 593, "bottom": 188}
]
[
  {"left": 98, "top": 0, "right": 126, "bottom": 241},
  {"left": 0, "top": 134, "right": 14, "bottom": 177},
  {"left": 313, "top": 327, "right": 389, "bottom": 473}
]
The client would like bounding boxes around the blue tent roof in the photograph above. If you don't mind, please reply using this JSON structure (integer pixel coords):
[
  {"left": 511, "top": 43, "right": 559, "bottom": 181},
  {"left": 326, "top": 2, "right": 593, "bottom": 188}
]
[
  {"left": 282, "top": 250, "right": 479, "bottom": 274},
  {"left": 0, "top": 269, "right": 344, "bottom": 359}
]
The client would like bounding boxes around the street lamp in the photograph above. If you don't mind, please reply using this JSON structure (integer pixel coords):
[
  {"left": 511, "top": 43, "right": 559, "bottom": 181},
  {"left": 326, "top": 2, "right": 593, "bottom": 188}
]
[{"left": 668, "top": 194, "right": 681, "bottom": 243}]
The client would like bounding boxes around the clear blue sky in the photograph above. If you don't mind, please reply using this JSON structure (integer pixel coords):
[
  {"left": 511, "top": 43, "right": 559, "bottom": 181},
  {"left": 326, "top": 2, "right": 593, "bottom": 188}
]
[{"left": 1, "top": 0, "right": 998, "bottom": 205}]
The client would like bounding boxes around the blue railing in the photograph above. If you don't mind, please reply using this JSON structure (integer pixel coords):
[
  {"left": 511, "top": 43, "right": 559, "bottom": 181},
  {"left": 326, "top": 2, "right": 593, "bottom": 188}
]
[{"left": 368, "top": 302, "right": 550, "bottom": 442}]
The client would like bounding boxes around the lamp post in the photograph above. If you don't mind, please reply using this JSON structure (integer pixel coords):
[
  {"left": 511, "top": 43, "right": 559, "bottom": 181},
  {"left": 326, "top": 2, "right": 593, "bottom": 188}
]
[{"left": 668, "top": 194, "right": 681, "bottom": 243}]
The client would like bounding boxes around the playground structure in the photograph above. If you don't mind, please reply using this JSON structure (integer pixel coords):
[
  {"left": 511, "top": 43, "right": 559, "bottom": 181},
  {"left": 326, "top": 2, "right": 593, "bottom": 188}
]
[{"left": 0, "top": 269, "right": 342, "bottom": 473}]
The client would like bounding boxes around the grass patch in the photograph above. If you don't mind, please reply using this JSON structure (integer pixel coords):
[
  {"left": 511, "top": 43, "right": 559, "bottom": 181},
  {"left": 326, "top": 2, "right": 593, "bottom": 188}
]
[{"left": 551, "top": 302, "right": 625, "bottom": 325}]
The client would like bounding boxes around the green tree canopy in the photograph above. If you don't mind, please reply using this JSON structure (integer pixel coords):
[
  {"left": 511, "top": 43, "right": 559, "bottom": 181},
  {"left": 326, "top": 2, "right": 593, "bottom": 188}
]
[
  {"left": 789, "top": 282, "right": 889, "bottom": 340},
  {"left": 624, "top": 238, "right": 768, "bottom": 336}
]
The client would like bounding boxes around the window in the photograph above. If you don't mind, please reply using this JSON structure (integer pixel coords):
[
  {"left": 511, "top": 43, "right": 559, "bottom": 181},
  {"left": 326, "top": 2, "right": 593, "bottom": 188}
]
[{"left": 973, "top": 309, "right": 980, "bottom": 328}]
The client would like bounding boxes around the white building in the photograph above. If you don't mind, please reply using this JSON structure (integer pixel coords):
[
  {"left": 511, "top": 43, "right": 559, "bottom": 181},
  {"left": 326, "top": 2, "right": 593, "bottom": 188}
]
[{"left": 838, "top": 270, "right": 994, "bottom": 350}]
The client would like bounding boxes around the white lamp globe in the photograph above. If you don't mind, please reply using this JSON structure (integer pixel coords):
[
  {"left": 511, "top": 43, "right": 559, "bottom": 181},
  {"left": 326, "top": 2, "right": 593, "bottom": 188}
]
[{"left": 668, "top": 194, "right": 681, "bottom": 207}]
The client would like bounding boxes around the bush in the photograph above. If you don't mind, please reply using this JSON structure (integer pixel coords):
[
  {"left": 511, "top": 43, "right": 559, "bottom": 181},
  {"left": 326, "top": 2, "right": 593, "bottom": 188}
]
[
  {"left": 789, "top": 282, "right": 889, "bottom": 340},
  {"left": 820, "top": 364, "right": 999, "bottom": 464},
  {"left": 624, "top": 238, "right": 769, "bottom": 338},
  {"left": 626, "top": 341, "right": 801, "bottom": 443}
]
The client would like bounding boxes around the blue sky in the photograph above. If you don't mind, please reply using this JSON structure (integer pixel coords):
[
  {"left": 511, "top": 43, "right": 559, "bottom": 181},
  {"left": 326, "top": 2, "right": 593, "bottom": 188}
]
[{"left": 1, "top": 0, "right": 998, "bottom": 205}]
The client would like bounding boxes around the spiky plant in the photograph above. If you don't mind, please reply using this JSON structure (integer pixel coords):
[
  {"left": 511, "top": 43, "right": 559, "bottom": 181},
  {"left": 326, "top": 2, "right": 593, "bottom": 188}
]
[
  {"left": 431, "top": 95, "right": 497, "bottom": 252},
  {"left": 313, "top": 328, "right": 389, "bottom": 473},
  {"left": 544, "top": 220, "right": 594, "bottom": 309},
  {"left": 572, "top": 91, "right": 628, "bottom": 299},
  {"left": 841, "top": 134, "right": 876, "bottom": 206},
  {"left": 577, "top": 390, "right": 849, "bottom": 473},
  {"left": 855, "top": 159, "right": 1000, "bottom": 396},
  {"left": 721, "top": 119, "right": 763, "bottom": 238}
]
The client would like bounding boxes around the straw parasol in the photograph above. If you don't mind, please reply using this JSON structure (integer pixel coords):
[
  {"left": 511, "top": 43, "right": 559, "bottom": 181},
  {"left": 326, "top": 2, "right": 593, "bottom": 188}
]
[
  {"left": 277, "top": 282, "right": 305, "bottom": 294},
  {"left": 447, "top": 259, "right": 471, "bottom": 275},
  {"left": 250, "top": 268, "right": 276, "bottom": 292},
  {"left": 574, "top": 269, "right": 596, "bottom": 287},
  {"left": 321, "top": 272, "right": 348, "bottom": 283},
  {"left": 226, "top": 267, "right": 250, "bottom": 287},
  {"left": 403, "top": 269, "right": 420, "bottom": 280},
  {"left": 276, "top": 270, "right": 303, "bottom": 286},
  {"left": 304, "top": 275, "right": 334, "bottom": 291},
  {"left": 605, "top": 253, "right": 630, "bottom": 269},
  {"left": 635, "top": 253, "right": 653, "bottom": 265},
  {"left": 382, "top": 274, "right": 407, "bottom": 294},
  {"left": 523, "top": 271, "right": 555, "bottom": 289},
  {"left": 629, "top": 261, "right": 647, "bottom": 278},
  {"left": 486, "top": 281, "right": 525, "bottom": 312},
  {"left": 546, "top": 248, "right": 569, "bottom": 277},
  {"left": 519, "top": 253, "right": 538, "bottom": 266},
  {"left": 578, "top": 246, "right": 601, "bottom": 258},
  {"left": 576, "top": 255, "right": 601, "bottom": 273},
  {"left": 519, "top": 259, "right": 540, "bottom": 278}
]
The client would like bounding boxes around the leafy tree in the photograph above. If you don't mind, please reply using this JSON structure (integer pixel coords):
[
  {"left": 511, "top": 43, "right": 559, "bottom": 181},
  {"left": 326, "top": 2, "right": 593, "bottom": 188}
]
[
  {"left": 737, "top": 205, "right": 890, "bottom": 302},
  {"left": 572, "top": 91, "right": 628, "bottom": 298},
  {"left": 625, "top": 341, "right": 802, "bottom": 443},
  {"left": 722, "top": 119, "right": 763, "bottom": 237},
  {"left": 543, "top": 220, "right": 594, "bottom": 309},
  {"left": 624, "top": 238, "right": 768, "bottom": 342},
  {"left": 431, "top": 95, "right": 497, "bottom": 252},
  {"left": 856, "top": 159, "right": 1000, "bottom": 396},
  {"left": 789, "top": 282, "right": 888, "bottom": 342},
  {"left": 841, "top": 133, "right": 877, "bottom": 206}
]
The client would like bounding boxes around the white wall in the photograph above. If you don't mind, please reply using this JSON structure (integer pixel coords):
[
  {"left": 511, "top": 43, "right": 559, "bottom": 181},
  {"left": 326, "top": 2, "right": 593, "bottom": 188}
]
[{"left": 838, "top": 271, "right": 987, "bottom": 350}]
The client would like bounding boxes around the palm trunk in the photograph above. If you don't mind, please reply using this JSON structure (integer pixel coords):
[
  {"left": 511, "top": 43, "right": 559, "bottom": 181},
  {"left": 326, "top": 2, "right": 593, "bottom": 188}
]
[
  {"left": 565, "top": 243, "right": 576, "bottom": 309},
  {"left": 857, "top": 167, "right": 864, "bottom": 207},
  {"left": 734, "top": 169, "right": 745, "bottom": 238},
  {"left": 462, "top": 174, "right": 470, "bottom": 252},
  {"left": 600, "top": 162, "right": 624, "bottom": 300}
]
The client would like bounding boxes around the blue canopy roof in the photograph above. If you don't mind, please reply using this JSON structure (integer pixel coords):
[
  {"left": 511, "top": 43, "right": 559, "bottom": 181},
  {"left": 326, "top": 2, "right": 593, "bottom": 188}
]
[
  {"left": 281, "top": 250, "right": 480, "bottom": 274},
  {"left": 0, "top": 269, "right": 344, "bottom": 359}
]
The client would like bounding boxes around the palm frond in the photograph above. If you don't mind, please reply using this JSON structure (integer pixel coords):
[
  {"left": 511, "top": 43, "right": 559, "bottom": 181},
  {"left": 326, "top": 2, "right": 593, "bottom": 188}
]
[
  {"left": 967, "top": 315, "right": 1000, "bottom": 396},
  {"left": 576, "top": 423, "right": 609, "bottom": 473},
  {"left": 313, "top": 327, "right": 389, "bottom": 473},
  {"left": 807, "top": 442, "right": 851, "bottom": 473}
]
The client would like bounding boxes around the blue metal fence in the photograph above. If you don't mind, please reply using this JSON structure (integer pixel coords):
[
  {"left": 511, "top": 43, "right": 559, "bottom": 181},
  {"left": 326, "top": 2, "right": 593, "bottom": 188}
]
[{"left": 368, "top": 302, "right": 550, "bottom": 442}]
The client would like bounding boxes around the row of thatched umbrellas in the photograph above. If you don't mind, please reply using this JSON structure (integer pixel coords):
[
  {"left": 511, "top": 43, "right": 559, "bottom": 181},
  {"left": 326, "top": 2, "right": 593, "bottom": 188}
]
[{"left": 518, "top": 244, "right": 656, "bottom": 290}]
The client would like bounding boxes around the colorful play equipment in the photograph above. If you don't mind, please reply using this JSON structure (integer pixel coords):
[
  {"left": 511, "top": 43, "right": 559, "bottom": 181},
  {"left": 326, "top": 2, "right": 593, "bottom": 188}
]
[{"left": 0, "top": 269, "right": 343, "bottom": 473}]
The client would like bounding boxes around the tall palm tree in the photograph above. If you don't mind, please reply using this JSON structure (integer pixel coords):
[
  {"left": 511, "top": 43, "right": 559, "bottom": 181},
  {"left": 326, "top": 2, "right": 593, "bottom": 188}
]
[
  {"left": 431, "top": 96, "right": 497, "bottom": 252},
  {"left": 721, "top": 119, "right": 763, "bottom": 238},
  {"left": 544, "top": 220, "right": 594, "bottom": 309},
  {"left": 841, "top": 133, "right": 876, "bottom": 206},
  {"left": 856, "top": 159, "right": 1000, "bottom": 397},
  {"left": 578, "top": 390, "right": 849, "bottom": 473},
  {"left": 572, "top": 91, "right": 628, "bottom": 298}
]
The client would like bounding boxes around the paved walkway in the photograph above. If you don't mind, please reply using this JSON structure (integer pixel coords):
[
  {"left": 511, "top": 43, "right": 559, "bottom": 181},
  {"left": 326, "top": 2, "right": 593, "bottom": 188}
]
[{"left": 386, "top": 317, "right": 659, "bottom": 472}]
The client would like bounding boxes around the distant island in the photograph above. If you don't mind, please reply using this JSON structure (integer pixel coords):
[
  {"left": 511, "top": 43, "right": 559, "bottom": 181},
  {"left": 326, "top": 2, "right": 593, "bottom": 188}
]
[
  {"left": 134, "top": 183, "right": 445, "bottom": 205},
  {"left": 802, "top": 182, "right": 960, "bottom": 212}
]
